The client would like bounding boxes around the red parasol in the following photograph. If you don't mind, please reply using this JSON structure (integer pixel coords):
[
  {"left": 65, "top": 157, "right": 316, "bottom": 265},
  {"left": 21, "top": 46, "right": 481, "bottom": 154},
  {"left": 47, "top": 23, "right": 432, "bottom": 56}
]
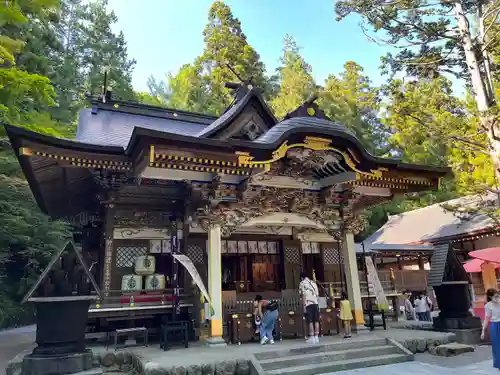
[
  {"left": 463, "top": 258, "right": 500, "bottom": 273},
  {"left": 468, "top": 247, "right": 500, "bottom": 265}
]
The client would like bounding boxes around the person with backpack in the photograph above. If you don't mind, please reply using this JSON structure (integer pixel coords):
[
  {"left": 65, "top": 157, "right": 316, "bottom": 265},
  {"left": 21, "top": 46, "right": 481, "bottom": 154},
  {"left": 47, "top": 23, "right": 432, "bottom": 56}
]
[
  {"left": 299, "top": 271, "right": 320, "bottom": 344},
  {"left": 423, "top": 292, "right": 433, "bottom": 321},
  {"left": 254, "top": 295, "right": 279, "bottom": 345}
]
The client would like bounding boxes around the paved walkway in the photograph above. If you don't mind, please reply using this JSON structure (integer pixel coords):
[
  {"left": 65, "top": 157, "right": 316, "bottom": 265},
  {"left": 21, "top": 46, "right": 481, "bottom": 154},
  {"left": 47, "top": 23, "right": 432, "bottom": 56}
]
[
  {"left": 323, "top": 346, "right": 496, "bottom": 375},
  {"left": 0, "top": 325, "right": 35, "bottom": 375},
  {"left": 323, "top": 360, "right": 499, "bottom": 375}
]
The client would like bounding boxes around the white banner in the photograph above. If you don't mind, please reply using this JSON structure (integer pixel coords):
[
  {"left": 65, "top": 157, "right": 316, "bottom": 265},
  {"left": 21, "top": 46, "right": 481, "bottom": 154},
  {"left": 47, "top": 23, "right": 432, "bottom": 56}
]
[
  {"left": 172, "top": 254, "right": 212, "bottom": 314},
  {"left": 365, "top": 256, "right": 389, "bottom": 311}
]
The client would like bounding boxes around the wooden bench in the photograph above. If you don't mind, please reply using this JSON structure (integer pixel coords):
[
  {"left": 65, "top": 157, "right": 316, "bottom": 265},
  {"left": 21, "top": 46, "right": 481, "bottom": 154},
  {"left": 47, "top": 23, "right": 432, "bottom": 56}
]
[
  {"left": 160, "top": 321, "right": 189, "bottom": 351},
  {"left": 112, "top": 327, "right": 148, "bottom": 350}
]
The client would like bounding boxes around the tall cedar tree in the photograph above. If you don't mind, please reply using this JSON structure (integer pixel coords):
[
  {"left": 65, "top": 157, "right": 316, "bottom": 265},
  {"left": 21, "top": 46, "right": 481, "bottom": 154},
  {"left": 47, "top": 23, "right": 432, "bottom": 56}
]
[
  {"left": 319, "top": 62, "right": 388, "bottom": 155},
  {"left": 80, "top": 0, "right": 136, "bottom": 102},
  {"left": 271, "top": 35, "right": 316, "bottom": 119},
  {"left": 165, "top": 1, "right": 269, "bottom": 115}
]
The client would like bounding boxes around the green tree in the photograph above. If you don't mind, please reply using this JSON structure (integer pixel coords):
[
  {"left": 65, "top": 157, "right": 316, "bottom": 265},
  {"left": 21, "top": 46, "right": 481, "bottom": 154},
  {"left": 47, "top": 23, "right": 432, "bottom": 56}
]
[
  {"left": 382, "top": 77, "right": 494, "bottom": 193},
  {"left": 164, "top": 1, "right": 271, "bottom": 115},
  {"left": 0, "top": 0, "right": 60, "bottom": 134},
  {"left": 319, "top": 61, "right": 387, "bottom": 155},
  {"left": 358, "top": 77, "right": 494, "bottom": 239},
  {"left": 79, "top": 0, "right": 136, "bottom": 101},
  {"left": 271, "top": 35, "right": 316, "bottom": 119},
  {"left": 0, "top": 0, "right": 72, "bottom": 329},
  {"left": 200, "top": 1, "right": 269, "bottom": 113},
  {"left": 334, "top": 0, "right": 500, "bottom": 184},
  {"left": 166, "top": 62, "right": 210, "bottom": 113},
  {"left": 49, "top": 0, "right": 86, "bottom": 124}
]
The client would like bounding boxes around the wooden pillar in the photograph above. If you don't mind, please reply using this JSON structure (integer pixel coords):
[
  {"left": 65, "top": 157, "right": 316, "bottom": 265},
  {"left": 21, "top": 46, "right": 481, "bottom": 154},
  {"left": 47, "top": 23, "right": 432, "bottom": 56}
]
[
  {"left": 418, "top": 255, "right": 425, "bottom": 270},
  {"left": 102, "top": 201, "right": 115, "bottom": 297},
  {"left": 206, "top": 224, "right": 226, "bottom": 346},
  {"left": 341, "top": 232, "right": 365, "bottom": 327}
]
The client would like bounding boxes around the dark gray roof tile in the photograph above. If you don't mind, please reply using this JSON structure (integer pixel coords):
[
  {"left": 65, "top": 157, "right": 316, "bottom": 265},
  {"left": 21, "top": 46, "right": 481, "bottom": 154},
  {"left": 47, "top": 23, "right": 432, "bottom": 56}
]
[
  {"left": 75, "top": 108, "right": 207, "bottom": 148},
  {"left": 254, "top": 117, "right": 355, "bottom": 144}
]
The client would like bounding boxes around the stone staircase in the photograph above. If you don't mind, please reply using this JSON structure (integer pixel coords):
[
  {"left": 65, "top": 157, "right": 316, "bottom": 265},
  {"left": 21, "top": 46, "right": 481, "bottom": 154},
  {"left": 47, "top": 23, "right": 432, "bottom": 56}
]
[{"left": 250, "top": 338, "right": 414, "bottom": 375}]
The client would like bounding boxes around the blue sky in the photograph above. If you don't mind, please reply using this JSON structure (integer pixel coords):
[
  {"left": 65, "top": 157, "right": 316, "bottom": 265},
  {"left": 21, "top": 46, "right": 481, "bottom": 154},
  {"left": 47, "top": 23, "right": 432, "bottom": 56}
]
[{"left": 107, "top": 0, "right": 393, "bottom": 93}]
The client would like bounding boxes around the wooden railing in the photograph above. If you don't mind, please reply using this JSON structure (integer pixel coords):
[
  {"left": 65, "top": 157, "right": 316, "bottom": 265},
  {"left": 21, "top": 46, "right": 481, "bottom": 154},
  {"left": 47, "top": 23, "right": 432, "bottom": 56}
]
[
  {"left": 222, "top": 292, "right": 301, "bottom": 317},
  {"left": 89, "top": 288, "right": 192, "bottom": 308}
]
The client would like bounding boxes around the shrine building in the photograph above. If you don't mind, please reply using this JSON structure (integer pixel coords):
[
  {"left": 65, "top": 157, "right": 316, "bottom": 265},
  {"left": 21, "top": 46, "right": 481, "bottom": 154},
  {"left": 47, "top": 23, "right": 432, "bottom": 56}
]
[{"left": 5, "top": 82, "right": 449, "bottom": 343}]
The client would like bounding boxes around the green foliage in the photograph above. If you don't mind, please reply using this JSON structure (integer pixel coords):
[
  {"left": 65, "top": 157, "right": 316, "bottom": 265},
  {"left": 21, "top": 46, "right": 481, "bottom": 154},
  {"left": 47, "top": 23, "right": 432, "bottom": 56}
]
[
  {"left": 0, "top": 0, "right": 73, "bottom": 328},
  {"left": 318, "top": 61, "right": 388, "bottom": 155},
  {"left": 382, "top": 77, "right": 494, "bottom": 192},
  {"left": 334, "top": 0, "right": 465, "bottom": 80},
  {"left": 80, "top": 0, "right": 136, "bottom": 102},
  {"left": 271, "top": 35, "right": 316, "bottom": 119},
  {"left": 167, "top": 62, "right": 211, "bottom": 113},
  {"left": 161, "top": 1, "right": 271, "bottom": 115}
]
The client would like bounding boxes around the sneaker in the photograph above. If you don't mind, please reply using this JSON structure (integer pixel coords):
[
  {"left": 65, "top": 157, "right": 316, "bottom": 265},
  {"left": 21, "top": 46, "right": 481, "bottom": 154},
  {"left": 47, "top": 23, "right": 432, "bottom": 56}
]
[
  {"left": 260, "top": 336, "right": 269, "bottom": 345},
  {"left": 314, "top": 336, "right": 320, "bottom": 344},
  {"left": 269, "top": 339, "right": 275, "bottom": 344},
  {"left": 306, "top": 337, "right": 316, "bottom": 344}
]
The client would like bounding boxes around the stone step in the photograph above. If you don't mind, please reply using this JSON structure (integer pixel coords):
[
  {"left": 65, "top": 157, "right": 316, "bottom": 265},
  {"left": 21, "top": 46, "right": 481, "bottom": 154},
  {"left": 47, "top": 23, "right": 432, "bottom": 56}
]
[
  {"left": 265, "top": 353, "right": 413, "bottom": 375},
  {"left": 260, "top": 345, "right": 399, "bottom": 371},
  {"left": 254, "top": 338, "right": 389, "bottom": 360},
  {"left": 72, "top": 369, "right": 104, "bottom": 375}
]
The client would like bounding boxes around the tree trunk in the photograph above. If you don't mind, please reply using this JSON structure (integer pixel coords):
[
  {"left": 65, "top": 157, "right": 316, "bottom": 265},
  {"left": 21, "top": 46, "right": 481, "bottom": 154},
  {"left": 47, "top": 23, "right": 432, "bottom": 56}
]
[{"left": 454, "top": 1, "right": 500, "bottom": 181}]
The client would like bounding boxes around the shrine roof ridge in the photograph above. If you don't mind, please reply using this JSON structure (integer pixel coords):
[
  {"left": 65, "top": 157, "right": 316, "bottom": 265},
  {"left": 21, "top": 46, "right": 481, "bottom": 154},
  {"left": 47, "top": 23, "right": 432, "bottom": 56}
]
[
  {"left": 89, "top": 97, "right": 217, "bottom": 123},
  {"left": 196, "top": 87, "right": 277, "bottom": 138}
]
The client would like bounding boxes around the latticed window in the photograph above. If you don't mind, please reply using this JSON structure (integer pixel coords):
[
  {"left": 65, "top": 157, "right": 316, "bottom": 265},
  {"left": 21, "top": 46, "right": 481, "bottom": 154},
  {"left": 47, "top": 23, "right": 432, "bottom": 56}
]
[
  {"left": 323, "top": 246, "right": 343, "bottom": 265},
  {"left": 115, "top": 245, "right": 148, "bottom": 268},
  {"left": 186, "top": 244, "right": 204, "bottom": 264}
]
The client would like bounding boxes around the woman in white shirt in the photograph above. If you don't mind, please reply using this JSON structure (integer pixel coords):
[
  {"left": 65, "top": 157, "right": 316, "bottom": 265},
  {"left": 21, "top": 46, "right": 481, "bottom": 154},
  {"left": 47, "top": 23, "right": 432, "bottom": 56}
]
[
  {"left": 481, "top": 288, "right": 500, "bottom": 369},
  {"left": 414, "top": 295, "right": 427, "bottom": 321}
]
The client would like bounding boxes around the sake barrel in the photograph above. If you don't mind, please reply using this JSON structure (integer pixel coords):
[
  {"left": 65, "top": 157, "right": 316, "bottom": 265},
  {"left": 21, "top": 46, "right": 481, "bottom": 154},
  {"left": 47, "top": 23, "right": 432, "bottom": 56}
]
[
  {"left": 135, "top": 255, "right": 156, "bottom": 275},
  {"left": 121, "top": 274, "right": 143, "bottom": 291},
  {"left": 145, "top": 274, "right": 165, "bottom": 291}
]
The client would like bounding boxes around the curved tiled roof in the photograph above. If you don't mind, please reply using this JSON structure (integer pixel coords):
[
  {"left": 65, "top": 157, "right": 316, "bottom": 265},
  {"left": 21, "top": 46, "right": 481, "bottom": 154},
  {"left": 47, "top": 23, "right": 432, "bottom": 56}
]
[{"left": 254, "top": 117, "right": 355, "bottom": 144}]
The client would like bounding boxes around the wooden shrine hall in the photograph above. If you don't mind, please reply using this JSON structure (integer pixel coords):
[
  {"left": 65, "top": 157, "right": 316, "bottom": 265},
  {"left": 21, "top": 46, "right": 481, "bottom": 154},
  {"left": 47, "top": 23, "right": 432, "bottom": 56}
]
[{"left": 5, "top": 81, "right": 449, "bottom": 344}]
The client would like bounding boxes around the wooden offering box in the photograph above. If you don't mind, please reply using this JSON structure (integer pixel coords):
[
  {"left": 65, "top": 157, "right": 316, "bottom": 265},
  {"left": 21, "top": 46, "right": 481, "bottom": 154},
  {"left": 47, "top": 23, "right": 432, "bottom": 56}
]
[
  {"left": 319, "top": 308, "right": 339, "bottom": 335},
  {"left": 229, "top": 313, "right": 259, "bottom": 345},
  {"left": 278, "top": 310, "right": 306, "bottom": 339}
]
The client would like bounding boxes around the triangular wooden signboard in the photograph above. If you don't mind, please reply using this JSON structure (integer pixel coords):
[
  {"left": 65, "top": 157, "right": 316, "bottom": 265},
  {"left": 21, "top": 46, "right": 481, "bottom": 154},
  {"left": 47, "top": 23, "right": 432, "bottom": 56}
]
[{"left": 22, "top": 240, "right": 102, "bottom": 303}]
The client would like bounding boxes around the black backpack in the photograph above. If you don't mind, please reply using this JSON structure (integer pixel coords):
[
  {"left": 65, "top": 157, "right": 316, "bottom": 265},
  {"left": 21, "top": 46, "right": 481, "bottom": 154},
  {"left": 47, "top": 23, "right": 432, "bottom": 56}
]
[{"left": 266, "top": 300, "right": 278, "bottom": 311}]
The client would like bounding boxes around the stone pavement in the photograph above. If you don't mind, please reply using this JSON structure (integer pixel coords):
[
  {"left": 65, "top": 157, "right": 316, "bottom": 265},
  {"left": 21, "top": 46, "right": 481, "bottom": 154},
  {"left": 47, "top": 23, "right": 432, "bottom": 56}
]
[
  {"left": 322, "top": 345, "right": 497, "bottom": 375},
  {"left": 108, "top": 328, "right": 454, "bottom": 370},
  {"left": 0, "top": 325, "right": 35, "bottom": 375},
  {"left": 322, "top": 360, "right": 498, "bottom": 375}
]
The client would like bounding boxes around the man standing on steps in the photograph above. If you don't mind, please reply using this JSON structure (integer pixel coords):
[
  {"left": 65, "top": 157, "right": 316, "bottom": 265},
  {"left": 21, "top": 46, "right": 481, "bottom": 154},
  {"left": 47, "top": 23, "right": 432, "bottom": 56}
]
[{"left": 299, "top": 271, "right": 320, "bottom": 344}]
